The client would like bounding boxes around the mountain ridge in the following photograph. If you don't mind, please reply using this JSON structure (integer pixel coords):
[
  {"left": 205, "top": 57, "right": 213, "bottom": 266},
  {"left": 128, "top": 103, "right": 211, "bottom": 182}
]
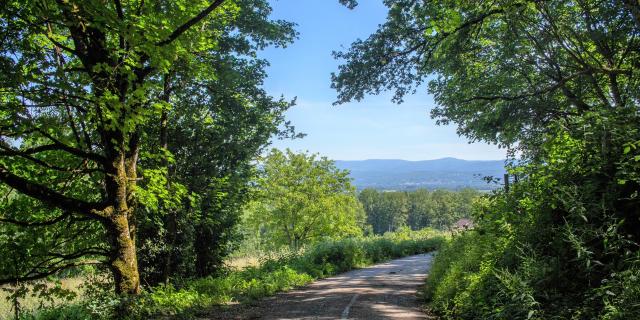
[{"left": 333, "top": 158, "right": 506, "bottom": 191}]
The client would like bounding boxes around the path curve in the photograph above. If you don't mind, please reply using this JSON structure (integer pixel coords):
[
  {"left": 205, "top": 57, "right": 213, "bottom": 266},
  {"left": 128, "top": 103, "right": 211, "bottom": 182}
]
[{"left": 206, "top": 253, "right": 435, "bottom": 320}]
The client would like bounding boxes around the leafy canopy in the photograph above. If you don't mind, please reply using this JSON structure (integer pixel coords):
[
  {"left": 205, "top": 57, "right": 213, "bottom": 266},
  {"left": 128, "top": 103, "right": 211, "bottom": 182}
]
[
  {"left": 0, "top": 0, "right": 296, "bottom": 292},
  {"left": 246, "top": 149, "right": 365, "bottom": 250},
  {"left": 333, "top": 0, "right": 639, "bottom": 149}
]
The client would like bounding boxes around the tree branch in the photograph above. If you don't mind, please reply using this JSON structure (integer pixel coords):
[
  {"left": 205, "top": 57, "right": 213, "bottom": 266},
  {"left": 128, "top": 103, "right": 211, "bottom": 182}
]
[
  {"left": 0, "top": 261, "right": 103, "bottom": 286},
  {"left": 156, "top": 0, "right": 226, "bottom": 47},
  {"left": 0, "top": 143, "right": 65, "bottom": 156},
  {"left": 44, "top": 33, "right": 79, "bottom": 56},
  {"left": 383, "top": 3, "right": 526, "bottom": 71},
  {"left": 0, "top": 164, "right": 108, "bottom": 218},
  {"left": 0, "top": 211, "right": 71, "bottom": 227},
  {"left": 623, "top": 0, "right": 640, "bottom": 30},
  {"left": 464, "top": 70, "right": 590, "bottom": 103},
  {"left": 136, "top": 0, "right": 145, "bottom": 16},
  {"left": 34, "top": 128, "right": 106, "bottom": 164},
  {"left": 114, "top": 0, "right": 124, "bottom": 20},
  {"left": 0, "top": 145, "right": 102, "bottom": 174}
]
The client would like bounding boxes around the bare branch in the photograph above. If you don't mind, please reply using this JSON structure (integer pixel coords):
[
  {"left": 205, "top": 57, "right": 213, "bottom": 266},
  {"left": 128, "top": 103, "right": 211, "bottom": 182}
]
[
  {"left": 464, "top": 70, "right": 591, "bottom": 104},
  {"left": 114, "top": 0, "right": 124, "bottom": 20},
  {"left": 0, "top": 261, "right": 103, "bottom": 286},
  {"left": 44, "top": 34, "right": 79, "bottom": 56},
  {"left": 0, "top": 145, "right": 102, "bottom": 174},
  {"left": 34, "top": 128, "right": 106, "bottom": 164}
]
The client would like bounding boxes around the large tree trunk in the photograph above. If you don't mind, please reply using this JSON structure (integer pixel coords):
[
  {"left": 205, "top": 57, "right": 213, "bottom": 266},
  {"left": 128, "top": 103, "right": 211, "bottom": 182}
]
[
  {"left": 109, "top": 215, "right": 141, "bottom": 295},
  {"left": 105, "top": 152, "right": 141, "bottom": 295},
  {"left": 194, "top": 224, "right": 214, "bottom": 277}
]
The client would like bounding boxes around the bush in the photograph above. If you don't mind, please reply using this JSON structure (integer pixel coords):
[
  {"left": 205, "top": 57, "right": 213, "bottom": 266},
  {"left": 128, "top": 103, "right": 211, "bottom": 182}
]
[
  {"left": 132, "top": 229, "right": 443, "bottom": 318},
  {"left": 18, "top": 229, "right": 444, "bottom": 319},
  {"left": 20, "top": 305, "right": 93, "bottom": 320},
  {"left": 424, "top": 115, "right": 640, "bottom": 319}
]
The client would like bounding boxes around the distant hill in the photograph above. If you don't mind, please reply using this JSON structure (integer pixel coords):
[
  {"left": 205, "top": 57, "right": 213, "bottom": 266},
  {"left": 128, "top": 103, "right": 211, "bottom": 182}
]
[{"left": 334, "top": 158, "right": 506, "bottom": 191}]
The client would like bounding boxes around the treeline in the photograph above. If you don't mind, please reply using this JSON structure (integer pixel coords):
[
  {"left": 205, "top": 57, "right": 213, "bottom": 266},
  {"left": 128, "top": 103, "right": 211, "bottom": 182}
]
[
  {"left": 358, "top": 188, "right": 480, "bottom": 234},
  {"left": 239, "top": 152, "right": 481, "bottom": 254}
]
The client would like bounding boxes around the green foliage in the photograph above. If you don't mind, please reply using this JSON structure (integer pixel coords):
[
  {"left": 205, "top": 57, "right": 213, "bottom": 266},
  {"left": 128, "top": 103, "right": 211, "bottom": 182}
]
[
  {"left": 135, "top": 39, "right": 300, "bottom": 284},
  {"left": 359, "top": 188, "right": 480, "bottom": 234},
  {"left": 299, "top": 229, "right": 443, "bottom": 277},
  {"left": 134, "top": 6, "right": 302, "bottom": 281},
  {"left": 425, "top": 232, "right": 501, "bottom": 319},
  {"left": 335, "top": 1, "right": 640, "bottom": 319},
  {"left": 333, "top": 0, "right": 638, "bottom": 149},
  {"left": 19, "top": 304, "right": 94, "bottom": 320},
  {"left": 425, "top": 110, "right": 640, "bottom": 319},
  {"left": 245, "top": 149, "right": 365, "bottom": 250},
  {"left": 17, "top": 229, "right": 444, "bottom": 319},
  {"left": 1, "top": 0, "right": 298, "bottom": 296}
]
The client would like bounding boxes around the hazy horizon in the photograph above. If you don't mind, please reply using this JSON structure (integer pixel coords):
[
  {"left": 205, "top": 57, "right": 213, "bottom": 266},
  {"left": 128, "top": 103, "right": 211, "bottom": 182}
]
[
  {"left": 261, "top": 0, "right": 506, "bottom": 161},
  {"left": 334, "top": 157, "right": 506, "bottom": 162}
]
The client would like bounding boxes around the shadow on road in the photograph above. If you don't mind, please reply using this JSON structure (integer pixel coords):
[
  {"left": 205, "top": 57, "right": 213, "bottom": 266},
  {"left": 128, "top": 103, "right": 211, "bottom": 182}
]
[{"left": 201, "top": 253, "right": 437, "bottom": 320}]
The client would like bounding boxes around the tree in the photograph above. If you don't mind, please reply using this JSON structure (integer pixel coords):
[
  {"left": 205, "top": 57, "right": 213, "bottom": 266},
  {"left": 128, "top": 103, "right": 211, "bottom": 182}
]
[
  {"left": 380, "top": 191, "right": 409, "bottom": 232},
  {"left": 134, "top": 6, "right": 299, "bottom": 284},
  {"left": 429, "top": 190, "right": 457, "bottom": 230},
  {"left": 247, "top": 149, "right": 364, "bottom": 250},
  {"left": 334, "top": 1, "right": 640, "bottom": 317},
  {"left": 333, "top": 0, "right": 640, "bottom": 247},
  {"left": 136, "top": 57, "right": 299, "bottom": 284},
  {"left": 332, "top": 0, "right": 639, "bottom": 153},
  {"left": 359, "top": 188, "right": 480, "bottom": 233},
  {"left": 358, "top": 188, "right": 384, "bottom": 233},
  {"left": 407, "top": 189, "right": 432, "bottom": 230},
  {"left": 0, "top": 0, "right": 295, "bottom": 295}
]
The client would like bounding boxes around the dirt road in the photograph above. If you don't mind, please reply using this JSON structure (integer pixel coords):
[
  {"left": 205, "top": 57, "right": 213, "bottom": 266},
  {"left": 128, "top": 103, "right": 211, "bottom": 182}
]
[{"left": 207, "top": 253, "right": 435, "bottom": 320}]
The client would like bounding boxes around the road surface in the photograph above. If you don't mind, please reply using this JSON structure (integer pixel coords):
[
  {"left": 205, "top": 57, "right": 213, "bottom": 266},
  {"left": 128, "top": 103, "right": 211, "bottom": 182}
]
[{"left": 207, "top": 253, "right": 435, "bottom": 320}]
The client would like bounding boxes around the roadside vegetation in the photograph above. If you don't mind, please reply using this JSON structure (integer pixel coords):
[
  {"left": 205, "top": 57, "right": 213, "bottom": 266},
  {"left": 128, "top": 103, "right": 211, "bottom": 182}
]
[
  {"left": 4, "top": 0, "right": 638, "bottom": 319},
  {"left": 1, "top": 131, "right": 466, "bottom": 318},
  {"left": 0, "top": 142, "right": 470, "bottom": 318},
  {"left": 334, "top": 0, "right": 640, "bottom": 319},
  {"left": 3, "top": 229, "right": 444, "bottom": 319}
]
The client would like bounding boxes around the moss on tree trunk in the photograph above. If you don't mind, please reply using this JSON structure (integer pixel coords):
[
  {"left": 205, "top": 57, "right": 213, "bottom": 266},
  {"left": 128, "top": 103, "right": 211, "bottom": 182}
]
[
  {"left": 105, "top": 156, "right": 141, "bottom": 295},
  {"left": 109, "top": 215, "right": 140, "bottom": 295}
]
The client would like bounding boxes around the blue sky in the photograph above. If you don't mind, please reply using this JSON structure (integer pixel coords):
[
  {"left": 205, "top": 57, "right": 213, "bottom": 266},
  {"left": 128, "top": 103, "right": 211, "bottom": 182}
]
[{"left": 261, "top": 0, "right": 505, "bottom": 161}]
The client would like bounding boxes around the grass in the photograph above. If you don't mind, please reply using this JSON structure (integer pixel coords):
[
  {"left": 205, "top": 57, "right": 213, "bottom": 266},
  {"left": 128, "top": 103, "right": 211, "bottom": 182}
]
[
  {"left": 132, "top": 228, "right": 445, "bottom": 318},
  {"left": 16, "top": 228, "right": 445, "bottom": 319},
  {"left": 0, "top": 277, "right": 85, "bottom": 320},
  {"left": 225, "top": 256, "right": 261, "bottom": 270},
  {"left": 423, "top": 231, "right": 501, "bottom": 319}
]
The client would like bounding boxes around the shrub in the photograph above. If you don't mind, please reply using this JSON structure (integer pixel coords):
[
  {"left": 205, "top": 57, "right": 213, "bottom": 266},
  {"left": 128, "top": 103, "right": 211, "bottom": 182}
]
[
  {"left": 424, "top": 119, "right": 640, "bottom": 319},
  {"left": 18, "top": 229, "right": 444, "bottom": 319}
]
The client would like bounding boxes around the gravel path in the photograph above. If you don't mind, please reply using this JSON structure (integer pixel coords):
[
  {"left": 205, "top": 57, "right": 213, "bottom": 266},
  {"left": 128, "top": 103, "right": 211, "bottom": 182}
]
[{"left": 204, "top": 253, "right": 435, "bottom": 320}]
